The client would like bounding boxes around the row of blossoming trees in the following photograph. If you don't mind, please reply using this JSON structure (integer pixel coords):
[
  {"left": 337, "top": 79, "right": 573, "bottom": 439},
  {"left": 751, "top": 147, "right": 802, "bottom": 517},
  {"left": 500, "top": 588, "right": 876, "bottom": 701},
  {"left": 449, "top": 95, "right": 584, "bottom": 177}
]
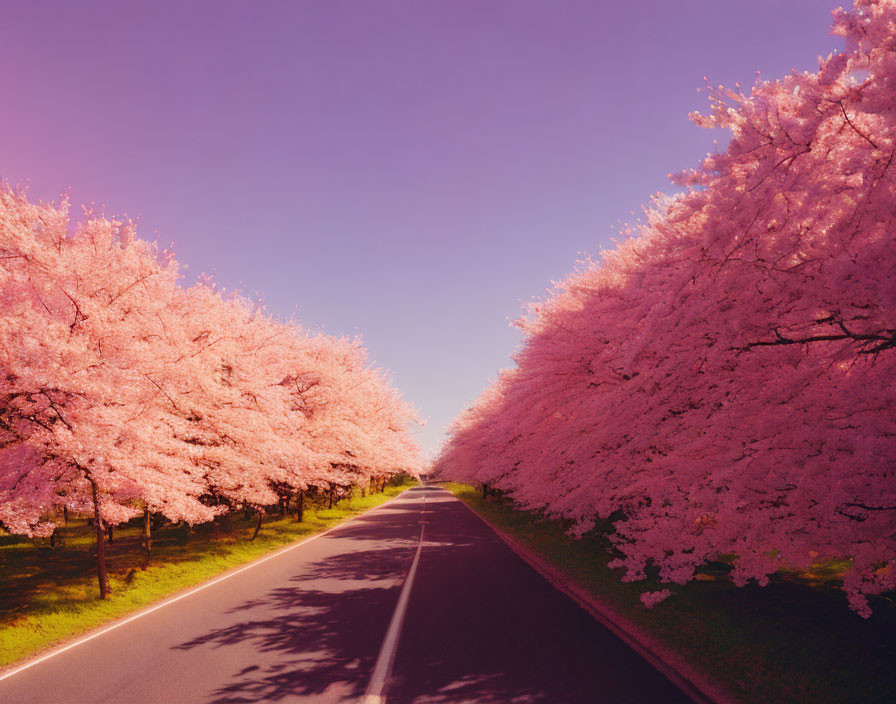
[
  {"left": 434, "top": 0, "right": 895, "bottom": 617},
  {"left": 0, "top": 189, "right": 422, "bottom": 597}
]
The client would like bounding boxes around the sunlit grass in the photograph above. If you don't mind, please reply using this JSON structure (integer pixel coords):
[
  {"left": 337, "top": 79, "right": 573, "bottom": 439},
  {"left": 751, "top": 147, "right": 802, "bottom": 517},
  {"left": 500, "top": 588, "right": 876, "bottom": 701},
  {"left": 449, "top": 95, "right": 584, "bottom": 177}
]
[
  {"left": 444, "top": 482, "right": 896, "bottom": 704},
  {"left": 0, "top": 480, "right": 416, "bottom": 669}
]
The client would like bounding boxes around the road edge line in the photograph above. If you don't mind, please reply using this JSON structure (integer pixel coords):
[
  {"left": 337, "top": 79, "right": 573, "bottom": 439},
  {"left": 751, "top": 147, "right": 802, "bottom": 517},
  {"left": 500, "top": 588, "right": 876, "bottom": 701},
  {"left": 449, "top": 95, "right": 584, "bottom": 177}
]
[
  {"left": 447, "top": 490, "right": 732, "bottom": 704},
  {"left": 0, "top": 488, "right": 413, "bottom": 683}
]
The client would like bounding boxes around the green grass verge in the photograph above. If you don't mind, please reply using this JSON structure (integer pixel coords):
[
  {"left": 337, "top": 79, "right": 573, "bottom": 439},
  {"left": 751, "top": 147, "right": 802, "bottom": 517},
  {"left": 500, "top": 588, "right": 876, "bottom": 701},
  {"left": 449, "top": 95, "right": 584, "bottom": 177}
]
[
  {"left": 0, "top": 480, "right": 416, "bottom": 669},
  {"left": 443, "top": 482, "right": 896, "bottom": 704}
]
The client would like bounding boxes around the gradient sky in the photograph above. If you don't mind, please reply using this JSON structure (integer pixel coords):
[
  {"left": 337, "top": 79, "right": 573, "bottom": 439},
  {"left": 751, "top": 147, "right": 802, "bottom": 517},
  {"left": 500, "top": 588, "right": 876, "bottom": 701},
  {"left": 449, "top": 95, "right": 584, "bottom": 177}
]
[{"left": 1, "top": 0, "right": 841, "bottom": 455}]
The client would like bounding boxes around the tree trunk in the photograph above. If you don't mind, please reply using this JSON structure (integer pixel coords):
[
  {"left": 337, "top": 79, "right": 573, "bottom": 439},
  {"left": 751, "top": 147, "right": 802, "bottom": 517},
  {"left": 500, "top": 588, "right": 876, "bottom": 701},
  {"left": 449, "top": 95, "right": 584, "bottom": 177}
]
[
  {"left": 328, "top": 486, "right": 335, "bottom": 509},
  {"left": 63, "top": 505, "right": 69, "bottom": 525},
  {"left": 141, "top": 508, "right": 152, "bottom": 570},
  {"left": 295, "top": 490, "right": 305, "bottom": 522},
  {"left": 251, "top": 510, "right": 263, "bottom": 541},
  {"left": 482, "top": 483, "right": 489, "bottom": 500},
  {"left": 361, "top": 484, "right": 367, "bottom": 498},
  {"left": 90, "top": 480, "right": 109, "bottom": 599},
  {"left": 106, "top": 524, "right": 114, "bottom": 543},
  {"left": 280, "top": 495, "right": 288, "bottom": 516}
]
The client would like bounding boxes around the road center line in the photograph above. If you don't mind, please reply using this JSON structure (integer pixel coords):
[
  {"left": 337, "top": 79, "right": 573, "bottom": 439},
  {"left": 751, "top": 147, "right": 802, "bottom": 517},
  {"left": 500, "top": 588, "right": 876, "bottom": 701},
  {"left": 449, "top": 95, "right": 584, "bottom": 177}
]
[{"left": 362, "top": 496, "right": 427, "bottom": 704}]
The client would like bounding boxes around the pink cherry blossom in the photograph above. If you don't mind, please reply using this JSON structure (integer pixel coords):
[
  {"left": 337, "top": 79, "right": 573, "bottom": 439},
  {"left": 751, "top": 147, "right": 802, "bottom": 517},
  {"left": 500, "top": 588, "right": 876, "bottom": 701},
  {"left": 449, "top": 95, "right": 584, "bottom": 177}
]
[
  {"left": 1, "top": 188, "right": 421, "bottom": 596},
  {"left": 435, "top": 0, "right": 896, "bottom": 616}
]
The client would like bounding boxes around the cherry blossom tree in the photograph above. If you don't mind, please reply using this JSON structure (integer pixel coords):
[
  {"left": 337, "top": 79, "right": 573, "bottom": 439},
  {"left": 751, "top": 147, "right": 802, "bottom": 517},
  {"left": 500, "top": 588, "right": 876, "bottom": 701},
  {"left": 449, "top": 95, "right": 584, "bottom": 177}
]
[
  {"left": 435, "top": 0, "right": 896, "bottom": 616},
  {"left": 1, "top": 188, "right": 422, "bottom": 597},
  {"left": 0, "top": 194, "right": 224, "bottom": 594}
]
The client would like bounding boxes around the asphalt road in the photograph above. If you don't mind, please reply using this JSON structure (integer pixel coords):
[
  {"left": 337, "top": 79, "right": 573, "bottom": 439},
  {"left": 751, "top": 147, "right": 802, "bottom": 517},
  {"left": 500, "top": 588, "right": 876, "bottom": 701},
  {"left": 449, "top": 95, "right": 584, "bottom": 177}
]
[{"left": 0, "top": 485, "right": 693, "bottom": 703}]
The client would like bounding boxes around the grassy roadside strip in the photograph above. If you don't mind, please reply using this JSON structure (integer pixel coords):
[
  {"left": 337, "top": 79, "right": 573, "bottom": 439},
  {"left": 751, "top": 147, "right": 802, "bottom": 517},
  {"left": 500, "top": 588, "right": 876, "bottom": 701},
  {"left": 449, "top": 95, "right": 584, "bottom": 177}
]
[
  {"left": 442, "top": 482, "right": 896, "bottom": 704},
  {"left": 0, "top": 480, "right": 417, "bottom": 670}
]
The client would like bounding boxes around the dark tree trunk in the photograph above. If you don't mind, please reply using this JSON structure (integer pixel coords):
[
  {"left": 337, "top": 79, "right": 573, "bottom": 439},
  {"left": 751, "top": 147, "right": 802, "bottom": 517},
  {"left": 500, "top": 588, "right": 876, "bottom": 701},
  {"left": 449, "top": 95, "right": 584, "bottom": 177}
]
[
  {"left": 328, "top": 486, "right": 335, "bottom": 509},
  {"left": 106, "top": 524, "right": 114, "bottom": 543},
  {"left": 295, "top": 490, "right": 305, "bottom": 522},
  {"left": 251, "top": 510, "right": 263, "bottom": 541},
  {"left": 280, "top": 495, "right": 288, "bottom": 516},
  {"left": 63, "top": 505, "right": 69, "bottom": 525},
  {"left": 482, "top": 483, "right": 489, "bottom": 500},
  {"left": 90, "top": 480, "right": 109, "bottom": 599},
  {"left": 141, "top": 508, "right": 152, "bottom": 570}
]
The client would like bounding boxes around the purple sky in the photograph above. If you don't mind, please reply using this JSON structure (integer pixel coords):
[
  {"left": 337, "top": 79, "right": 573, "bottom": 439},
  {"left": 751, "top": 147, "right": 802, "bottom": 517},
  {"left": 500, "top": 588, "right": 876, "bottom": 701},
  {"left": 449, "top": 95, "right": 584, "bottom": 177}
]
[{"left": 1, "top": 1, "right": 841, "bottom": 455}]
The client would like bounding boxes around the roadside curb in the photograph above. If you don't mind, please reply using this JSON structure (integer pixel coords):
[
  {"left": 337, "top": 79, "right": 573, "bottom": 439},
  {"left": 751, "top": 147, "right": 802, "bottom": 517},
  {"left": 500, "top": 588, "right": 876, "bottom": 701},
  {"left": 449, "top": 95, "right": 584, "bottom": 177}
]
[{"left": 450, "top": 492, "right": 736, "bottom": 704}]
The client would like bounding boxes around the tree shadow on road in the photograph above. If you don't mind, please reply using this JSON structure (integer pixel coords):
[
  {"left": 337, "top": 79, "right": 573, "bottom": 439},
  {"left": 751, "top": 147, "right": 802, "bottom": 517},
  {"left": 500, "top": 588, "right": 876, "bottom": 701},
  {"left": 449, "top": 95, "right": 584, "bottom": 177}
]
[
  {"left": 173, "top": 490, "right": 676, "bottom": 704},
  {"left": 174, "top": 544, "right": 408, "bottom": 702},
  {"left": 170, "top": 493, "right": 448, "bottom": 704}
]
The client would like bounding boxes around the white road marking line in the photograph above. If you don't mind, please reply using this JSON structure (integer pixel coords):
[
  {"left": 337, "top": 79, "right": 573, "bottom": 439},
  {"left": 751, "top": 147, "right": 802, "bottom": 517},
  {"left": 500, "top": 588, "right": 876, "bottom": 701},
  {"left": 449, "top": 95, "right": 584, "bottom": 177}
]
[
  {"left": 362, "top": 496, "right": 427, "bottom": 704},
  {"left": 0, "top": 491, "right": 413, "bottom": 683}
]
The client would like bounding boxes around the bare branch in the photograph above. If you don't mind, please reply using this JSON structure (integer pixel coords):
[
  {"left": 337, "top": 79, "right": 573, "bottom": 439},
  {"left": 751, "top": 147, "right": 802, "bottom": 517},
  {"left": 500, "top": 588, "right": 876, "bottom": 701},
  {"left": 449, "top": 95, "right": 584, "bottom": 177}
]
[{"left": 837, "top": 100, "right": 879, "bottom": 149}]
